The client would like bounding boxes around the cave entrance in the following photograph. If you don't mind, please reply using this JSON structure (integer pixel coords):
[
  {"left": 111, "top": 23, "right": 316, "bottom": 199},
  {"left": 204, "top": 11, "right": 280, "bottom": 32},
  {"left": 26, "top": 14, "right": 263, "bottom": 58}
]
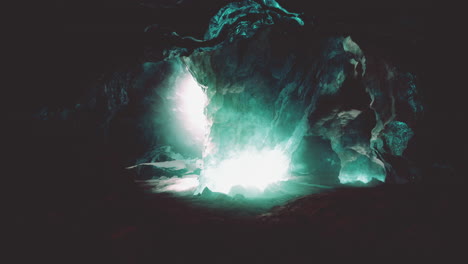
[{"left": 176, "top": 69, "right": 293, "bottom": 198}]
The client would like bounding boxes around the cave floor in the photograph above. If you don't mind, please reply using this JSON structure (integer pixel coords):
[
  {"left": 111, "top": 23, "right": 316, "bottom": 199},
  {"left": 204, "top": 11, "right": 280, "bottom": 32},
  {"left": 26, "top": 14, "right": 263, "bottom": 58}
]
[{"left": 39, "top": 182, "right": 463, "bottom": 263}]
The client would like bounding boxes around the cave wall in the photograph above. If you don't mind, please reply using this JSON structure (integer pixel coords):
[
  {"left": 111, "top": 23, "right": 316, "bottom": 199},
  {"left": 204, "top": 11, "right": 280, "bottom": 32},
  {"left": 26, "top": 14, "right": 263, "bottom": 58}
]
[
  {"left": 11, "top": 0, "right": 464, "bottom": 202},
  {"left": 182, "top": 2, "right": 423, "bottom": 184}
]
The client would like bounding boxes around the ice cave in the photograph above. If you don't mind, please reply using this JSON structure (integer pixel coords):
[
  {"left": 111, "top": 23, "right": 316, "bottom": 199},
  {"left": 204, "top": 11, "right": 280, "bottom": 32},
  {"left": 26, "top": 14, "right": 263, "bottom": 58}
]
[
  {"left": 126, "top": 0, "right": 423, "bottom": 197},
  {"left": 13, "top": 0, "right": 465, "bottom": 261}
]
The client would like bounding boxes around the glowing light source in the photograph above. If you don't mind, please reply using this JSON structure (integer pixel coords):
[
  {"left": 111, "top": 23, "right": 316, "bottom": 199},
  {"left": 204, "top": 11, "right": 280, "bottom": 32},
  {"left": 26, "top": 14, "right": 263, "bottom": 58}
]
[
  {"left": 202, "top": 148, "right": 290, "bottom": 195},
  {"left": 157, "top": 175, "right": 200, "bottom": 193},
  {"left": 173, "top": 73, "right": 291, "bottom": 196},
  {"left": 174, "top": 73, "right": 208, "bottom": 144}
]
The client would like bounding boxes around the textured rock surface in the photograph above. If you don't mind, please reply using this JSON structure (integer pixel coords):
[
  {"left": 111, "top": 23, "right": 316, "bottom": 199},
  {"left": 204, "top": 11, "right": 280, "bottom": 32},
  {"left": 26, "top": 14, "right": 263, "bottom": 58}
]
[
  {"left": 10, "top": 1, "right": 465, "bottom": 263},
  {"left": 179, "top": 1, "right": 423, "bottom": 186},
  {"left": 26, "top": 0, "right": 425, "bottom": 186}
]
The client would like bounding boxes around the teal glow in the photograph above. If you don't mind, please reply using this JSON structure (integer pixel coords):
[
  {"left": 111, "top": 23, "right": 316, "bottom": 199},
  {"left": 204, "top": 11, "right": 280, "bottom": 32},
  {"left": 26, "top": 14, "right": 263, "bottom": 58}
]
[
  {"left": 382, "top": 121, "right": 414, "bottom": 156},
  {"left": 339, "top": 173, "right": 383, "bottom": 184},
  {"left": 338, "top": 155, "right": 386, "bottom": 184}
]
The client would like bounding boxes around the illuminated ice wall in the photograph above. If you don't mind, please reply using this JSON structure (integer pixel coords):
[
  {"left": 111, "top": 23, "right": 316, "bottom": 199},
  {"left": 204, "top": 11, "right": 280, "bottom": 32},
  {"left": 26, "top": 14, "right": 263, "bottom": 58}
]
[{"left": 133, "top": 0, "right": 423, "bottom": 195}]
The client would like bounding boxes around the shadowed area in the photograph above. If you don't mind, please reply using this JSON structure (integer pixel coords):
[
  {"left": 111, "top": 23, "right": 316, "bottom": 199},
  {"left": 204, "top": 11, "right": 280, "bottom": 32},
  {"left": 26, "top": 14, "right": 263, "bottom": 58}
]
[
  {"left": 9, "top": 0, "right": 465, "bottom": 262},
  {"left": 39, "top": 180, "right": 463, "bottom": 262}
]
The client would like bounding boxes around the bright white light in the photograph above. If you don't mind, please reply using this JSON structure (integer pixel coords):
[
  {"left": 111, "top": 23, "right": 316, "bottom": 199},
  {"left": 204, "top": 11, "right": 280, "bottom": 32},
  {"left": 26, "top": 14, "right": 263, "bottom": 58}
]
[
  {"left": 165, "top": 72, "right": 292, "bottom": 196},
  {"left": 134, "top": 175, "right": 200, "bottom": 194},
  {"left": 158, "top": 175, "right": 199, "bottom": 193},
  {"left": 174, "top": 73, "right": 208, "bottom": 144},
  {"left": 202, "top": 148, "right": 290, "bottom": 195}
]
